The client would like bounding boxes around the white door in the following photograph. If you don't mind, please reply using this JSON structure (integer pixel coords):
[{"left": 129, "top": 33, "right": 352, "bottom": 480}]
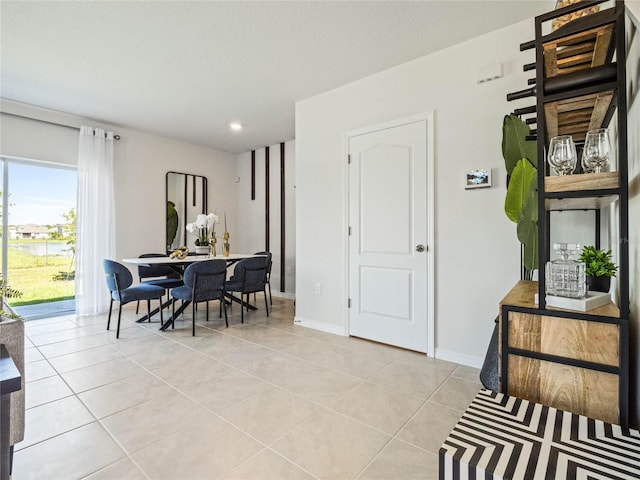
[{"left": 348, "top": 118, "right": 431, "bottom": 353}]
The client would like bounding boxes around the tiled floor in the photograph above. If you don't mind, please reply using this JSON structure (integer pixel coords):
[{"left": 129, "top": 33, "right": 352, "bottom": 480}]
[{"left": 14, "top": 297, "right": 481, "bottom": 480}]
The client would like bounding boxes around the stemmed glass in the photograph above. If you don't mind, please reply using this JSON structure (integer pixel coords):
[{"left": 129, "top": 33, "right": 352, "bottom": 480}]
[
  {"left": 547, "top": 135, "right": 577, "bottom": 175},
  {"left": 582, "top": 128, "right": 611, "bottom": 173},
  {"left": 580, "top": 149, "right": 593, "bottom": 174}
]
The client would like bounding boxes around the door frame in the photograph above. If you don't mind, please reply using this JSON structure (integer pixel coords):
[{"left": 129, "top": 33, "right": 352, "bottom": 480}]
[{"left": 344, "top": 111, "right": 435, "bottom": 357}]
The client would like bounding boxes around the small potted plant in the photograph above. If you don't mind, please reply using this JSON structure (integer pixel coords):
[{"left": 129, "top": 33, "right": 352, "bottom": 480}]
[{"left": 579, "top": 245, "right": 618, "bottom": 292}]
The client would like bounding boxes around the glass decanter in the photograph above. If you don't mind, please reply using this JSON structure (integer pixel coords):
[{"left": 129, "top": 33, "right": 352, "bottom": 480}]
[{"left": 545, "top": 243, "right": 586, "bottom": 298}]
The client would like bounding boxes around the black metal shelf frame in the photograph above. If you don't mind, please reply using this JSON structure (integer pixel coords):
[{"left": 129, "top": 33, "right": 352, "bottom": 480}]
[
  {"left": 502, "top": 0, "right": 630, "bottom": 429},
  {"left": 535, "top": 0, "right": 629, "bottom": 319}
]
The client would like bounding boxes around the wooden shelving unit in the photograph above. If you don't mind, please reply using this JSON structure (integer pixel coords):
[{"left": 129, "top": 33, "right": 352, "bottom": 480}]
[
  {"left": 501, "top": 0, "right": 630, "bottom": 427},
  {"left": 502, "top": 280, "right": 620, "bottom": 317},
  {"left": 544, "top": 171, "right": 620, "bottom": 210},
  {"left": 544, "top": 89, "right": 615, "bottom": 141},
  {"left": 543, "top": 24, "right": 614, "bottom": 76},
  {"left": 544, "top": 171, "right": 619, "bottom": 191}
]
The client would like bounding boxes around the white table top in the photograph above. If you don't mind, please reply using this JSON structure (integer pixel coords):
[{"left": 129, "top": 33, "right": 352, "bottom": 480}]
[{"left": 122, "top": 253, "right": 264, "bottom": 265}]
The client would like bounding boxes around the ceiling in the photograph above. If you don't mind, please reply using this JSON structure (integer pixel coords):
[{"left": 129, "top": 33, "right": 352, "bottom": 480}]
[{"left": 1, "top": 1, "right": 554, "bottom": 154}]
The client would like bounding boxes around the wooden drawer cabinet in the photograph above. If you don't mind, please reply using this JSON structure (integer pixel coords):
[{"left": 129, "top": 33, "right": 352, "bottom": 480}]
[
  {"left": 500, "top": 281, "right": 627, "bottom": 425},
  {"left": 508, "top": 312, "right": 619, "bottom": 365}
]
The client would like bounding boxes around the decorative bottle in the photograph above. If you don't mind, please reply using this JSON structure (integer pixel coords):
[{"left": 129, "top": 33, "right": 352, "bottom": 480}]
[
  {"left": 223, "top": 232, "right": 230, "bottom": 257},
  {"left": 545, "top": 243, "right": 586, "bottom": 298},
  {"left": 209, "top": 234, "right": 217, "bottom": 257}
]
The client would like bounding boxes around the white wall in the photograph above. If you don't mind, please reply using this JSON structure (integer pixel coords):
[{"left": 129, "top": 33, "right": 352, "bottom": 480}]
[
  {"left": 112, "top": 129, "right": 238, "bottom": 262},
  {"left": 0, "top": 99, "right": 238, "bottom": 271},
  {"left": 625, "top": 8, "right": 640, "bottom": 428},
  {"left": 295, "top": 19, "right": 546, "bottom": 365},
  {"left": 235, "top": 142, "right": 296, "bottom": 297}
]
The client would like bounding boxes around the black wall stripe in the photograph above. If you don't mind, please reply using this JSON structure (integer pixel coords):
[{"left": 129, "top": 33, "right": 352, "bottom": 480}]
[
  {"left": 251, "top": 150, "right": 256, "bottom": 201},
  {"left": 265, "top": 146, "right": 270, "bottom": 252},
  {"left": 280, "top": 142, "right": 285, "bottom": 293}
]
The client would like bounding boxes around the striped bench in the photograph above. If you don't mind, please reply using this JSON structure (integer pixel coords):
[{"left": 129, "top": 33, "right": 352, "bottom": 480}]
[{"left": 439, "top": 389, "right": 640, "bottom": 479}]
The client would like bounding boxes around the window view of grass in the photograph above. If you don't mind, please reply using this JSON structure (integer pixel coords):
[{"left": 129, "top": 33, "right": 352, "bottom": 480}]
[
  {"left": 2, "top": 239, "right": 74, "bottom": 306},
  {"left": 1, "top": 160, "right": 77, "bottom": 309}
]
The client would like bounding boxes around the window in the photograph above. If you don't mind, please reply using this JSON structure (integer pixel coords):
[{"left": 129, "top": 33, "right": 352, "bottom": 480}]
[{"left": 0, "top": 157, "right": 77, "bottom": 319}]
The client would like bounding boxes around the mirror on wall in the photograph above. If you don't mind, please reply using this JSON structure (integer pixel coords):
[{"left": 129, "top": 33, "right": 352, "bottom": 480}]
[{"left": 166, "top": 171, "right": 208, "bottom": 252}]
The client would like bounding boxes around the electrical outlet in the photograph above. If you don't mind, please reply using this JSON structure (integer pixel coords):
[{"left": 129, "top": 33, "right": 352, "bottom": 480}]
[{"left": 315, "top": 283, "right": 322, "bottom": 294}]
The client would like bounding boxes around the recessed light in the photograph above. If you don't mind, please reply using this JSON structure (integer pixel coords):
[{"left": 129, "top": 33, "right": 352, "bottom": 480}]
[{"left": 230, "top": 122, "right": 243, "bottom": 131}]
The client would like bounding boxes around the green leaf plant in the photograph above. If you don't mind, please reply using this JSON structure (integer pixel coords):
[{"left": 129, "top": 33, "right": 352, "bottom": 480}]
[
  {"left": 0, "top": 278, "right": 24, "bottom": 322},
  {"left": 167, "top": 201, "right": 179, "bottom": 249},
  {"left": 502, "top": 114, "right": 538, "bottom": 277},
  {"left": 579, "top": 246, "right": 618, "bottom": 278}
]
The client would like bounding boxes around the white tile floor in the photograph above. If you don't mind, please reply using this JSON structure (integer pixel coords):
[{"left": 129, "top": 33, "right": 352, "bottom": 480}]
[{"left": 14, "top": 297, "right": 481, "bottom": 480}]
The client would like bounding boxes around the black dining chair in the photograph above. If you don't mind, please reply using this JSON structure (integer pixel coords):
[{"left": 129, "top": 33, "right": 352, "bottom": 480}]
[
  {"left": 135, "top": 253, "right": 184, "bottom": 313},
  {"left": 103, "top": 259, "right": 165, "bottom": 339},
  {"left": 253, "top": 251, "right": 273, "bottom": 305},
  {"left": 225, "top": 256, "right": 269, "bottom": 323},
  {"left": 170, "top": 259, "right": 228, "bottom": 335}
]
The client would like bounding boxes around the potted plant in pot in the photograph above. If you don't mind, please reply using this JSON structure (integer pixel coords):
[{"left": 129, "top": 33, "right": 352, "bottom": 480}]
[
  {"left": 579, "top": 245, "right": 618, "bottom": 292},
  {"left": 186, "top": 213, "right": 219, "bottom": 255}
]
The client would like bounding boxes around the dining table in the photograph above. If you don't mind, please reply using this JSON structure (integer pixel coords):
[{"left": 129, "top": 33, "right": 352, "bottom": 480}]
[{"left": 122, "top": 253, "right": 266, "bottom": 331}]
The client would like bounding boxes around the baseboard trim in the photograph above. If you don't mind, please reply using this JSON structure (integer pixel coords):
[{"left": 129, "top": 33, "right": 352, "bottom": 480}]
[
  {"left": 271, "top": 291, "right": 296, "bottom": 301},
  {"left": 293, "top": 316, "right": 347, "bottom": 336},
  {"left": 436, "top": 348, "right": 484, "bottom": 369}
]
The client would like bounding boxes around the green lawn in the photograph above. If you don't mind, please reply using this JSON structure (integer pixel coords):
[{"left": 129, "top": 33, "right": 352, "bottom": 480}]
[{"left": 1, "top": 241, "right": 75, "bottom": 306}]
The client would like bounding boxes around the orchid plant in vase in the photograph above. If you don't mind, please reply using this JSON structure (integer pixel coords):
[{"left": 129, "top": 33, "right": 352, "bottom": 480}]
[{"left": 186, "top": 213, "right": 219, "bottom": 247}]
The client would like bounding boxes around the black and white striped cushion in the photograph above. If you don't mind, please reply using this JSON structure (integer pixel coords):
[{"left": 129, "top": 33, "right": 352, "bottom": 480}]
[{"left": 439, "top": 389, "right": 640, "bottom": 479}]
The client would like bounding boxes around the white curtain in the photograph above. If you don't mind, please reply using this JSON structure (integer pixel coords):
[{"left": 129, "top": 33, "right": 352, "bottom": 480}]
[{"left": 76, "top": 126, "right": 116, "bottom": 315}]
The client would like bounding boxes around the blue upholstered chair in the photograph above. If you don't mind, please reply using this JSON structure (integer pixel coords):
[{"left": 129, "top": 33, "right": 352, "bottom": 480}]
[
  {"left": 171, "top": 259, "right": 228, "bottom": 335},
  {"left": 135, "top": 253, "right": 184, "bottom": 313},
  {"left": 225, "top": 256, "right": 269, "bottom": 323},
  {"left": 253, "top": 251, "right": 273, "bottom": 305},
  {"left": 103, "top": 259, "right": 165, "bottom": 338}
]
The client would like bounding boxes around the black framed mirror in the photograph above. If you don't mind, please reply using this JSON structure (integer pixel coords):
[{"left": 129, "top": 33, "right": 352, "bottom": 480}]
[{"left": 166, "top": 171, "right": 208, "bottom": 252}]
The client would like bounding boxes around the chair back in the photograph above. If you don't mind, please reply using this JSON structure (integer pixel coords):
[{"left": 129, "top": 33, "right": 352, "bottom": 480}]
[
  {"left": 183, "top": 259, "right": 227, "bottom": 302},
  {"left": 253, "top": 251, "right": 272, "bottom": 280},
  {"left": 233, "top": 256, "right": 268, "bottom": 290},
  {"left": 103, "top": 259, "right": 133, "bottom": 292},
  {"left": 138, "top": 253, "right": 181, "bottom": 280}
]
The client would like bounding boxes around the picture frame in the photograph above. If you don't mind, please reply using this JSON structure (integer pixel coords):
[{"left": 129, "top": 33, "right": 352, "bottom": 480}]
[{"left": 465, "top": 169, "right": 491, "bottom": 189}]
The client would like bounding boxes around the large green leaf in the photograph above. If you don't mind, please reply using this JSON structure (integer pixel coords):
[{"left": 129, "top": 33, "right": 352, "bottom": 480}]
[
  {"left": 504, "top": 159, "right": 536, "bottom": 223},
  {"left": 502, "top": 114, "right": 538, "bottom": 174},
  {"left": 517, "top": 171, "right": 538, "bottom": 271},
  {"left": 166, "top": 201, "right": 178, "bottom": 248}
]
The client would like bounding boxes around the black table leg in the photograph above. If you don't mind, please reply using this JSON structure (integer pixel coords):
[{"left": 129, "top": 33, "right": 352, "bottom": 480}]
[
  {"left": 159, "top": 300, "right": 191, "bottom": 331},
  {"left": 135, "top": 297, "right": 172, "bottom": 323}
]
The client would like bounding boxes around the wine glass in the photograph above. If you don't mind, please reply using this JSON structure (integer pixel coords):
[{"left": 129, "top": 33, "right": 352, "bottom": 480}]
[
  {"left": 583, "top": 128, "right": 611, "bottom": 173},
  {"left": 547, "top": 135, "right": 577, "bottom": 175},
  {"left": 580, "top": 148, "right": 593, "bottom": 174}
]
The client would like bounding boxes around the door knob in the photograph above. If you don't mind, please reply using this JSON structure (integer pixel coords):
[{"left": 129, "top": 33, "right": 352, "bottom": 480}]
[{"left": 416, "top": 244, "right": 426, "bottom": 252}]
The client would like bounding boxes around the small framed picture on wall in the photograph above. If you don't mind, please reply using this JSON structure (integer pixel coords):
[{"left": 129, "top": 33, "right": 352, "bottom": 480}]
[{"left": 465, "top": 169, "right": 492, "bottom": 189}]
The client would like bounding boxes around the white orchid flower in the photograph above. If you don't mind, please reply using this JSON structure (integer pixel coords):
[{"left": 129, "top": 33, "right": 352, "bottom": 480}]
[{"left": 185, "top": 212, "right": 220, "bottom": 246}]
